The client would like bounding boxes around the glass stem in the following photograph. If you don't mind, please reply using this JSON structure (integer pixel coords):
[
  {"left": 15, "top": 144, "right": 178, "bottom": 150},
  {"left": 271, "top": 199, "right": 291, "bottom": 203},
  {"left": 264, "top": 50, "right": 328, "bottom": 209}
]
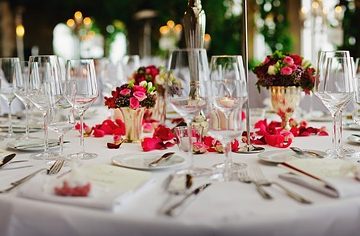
[
  {"left": 223, "top": 113, "right": 232, "bottom": 181},
  {"left": 186, "top": 121, "right": 194, "bottom": 170},
  {"left": 25, "top": 103, "right": 30, "bottom": 138},
  {"left": 43, "top": 111, "right": 49, "bottom": 153},
  {"left": 223, "top": 141, "right": 232, "bottom": 181},
  {"left": 7, "top": 101, "right": 12, "bottom": 136},
  {"left": 334, "top": 112, "right": 343, "bottom": 157},
  {"left": 59, "top": 133, "right": 64, "bottom": 156},
  {"left": 79, "top": 111, "right": 85, "bottom": 154}
]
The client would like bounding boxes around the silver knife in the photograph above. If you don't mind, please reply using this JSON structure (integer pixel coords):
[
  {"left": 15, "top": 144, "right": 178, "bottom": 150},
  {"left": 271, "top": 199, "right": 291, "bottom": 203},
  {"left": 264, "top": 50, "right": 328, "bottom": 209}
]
[{"left": 163, "top": 183, "right": 211, "bottom": 216}]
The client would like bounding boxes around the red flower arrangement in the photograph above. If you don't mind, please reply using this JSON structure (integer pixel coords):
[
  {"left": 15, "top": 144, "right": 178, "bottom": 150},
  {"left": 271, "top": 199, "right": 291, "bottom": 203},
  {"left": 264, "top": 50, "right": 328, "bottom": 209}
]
[
  {"left": 242, "top": 118, "right": 328, "bottom": 148},
  {"left": 253, "top": 51, "right": 316, "bottom": 94},
  {"left": 104, "top": 80, "right": 156, "bottom": 110},
  {"left": 141, "top": 125, "right": 177, "bottom": 151}
]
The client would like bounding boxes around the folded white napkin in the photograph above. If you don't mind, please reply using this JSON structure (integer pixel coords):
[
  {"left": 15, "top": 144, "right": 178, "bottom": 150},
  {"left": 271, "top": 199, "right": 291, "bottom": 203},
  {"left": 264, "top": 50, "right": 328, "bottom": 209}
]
[
  {"left": 279, "top": 159, "right": 360, "bottom": 198},
  {"left": 18, "top": 164, "right": 152, "bottom": 211}
]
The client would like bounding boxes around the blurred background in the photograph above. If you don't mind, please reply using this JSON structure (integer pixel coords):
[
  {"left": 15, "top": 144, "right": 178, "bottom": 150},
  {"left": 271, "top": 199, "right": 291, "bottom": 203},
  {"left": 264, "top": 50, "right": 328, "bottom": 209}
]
[{"left": 0, "top": 0, "right": 359, "bottom": 66}]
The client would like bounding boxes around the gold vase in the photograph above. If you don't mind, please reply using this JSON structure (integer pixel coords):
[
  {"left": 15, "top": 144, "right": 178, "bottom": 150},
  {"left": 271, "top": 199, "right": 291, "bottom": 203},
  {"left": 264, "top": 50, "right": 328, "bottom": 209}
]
[
  {"left": 270, "top": 86, "right": 301, "bottom": 130},
  {"left": 151, "top": 91, "right": 166, "bottom": 124},
  {"left": 118, "top": 107, "right": 145, "bottom": 143}
]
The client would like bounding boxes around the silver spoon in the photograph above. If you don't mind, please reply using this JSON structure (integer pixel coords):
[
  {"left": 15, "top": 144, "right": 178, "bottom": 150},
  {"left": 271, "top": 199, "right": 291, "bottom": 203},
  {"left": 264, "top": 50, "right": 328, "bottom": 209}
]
[
  {"left": 148, "top": 152, "right": 176, "bottom": 167},
  {"left": 290, "top": 147, "right": 324, "bottom": 158}
]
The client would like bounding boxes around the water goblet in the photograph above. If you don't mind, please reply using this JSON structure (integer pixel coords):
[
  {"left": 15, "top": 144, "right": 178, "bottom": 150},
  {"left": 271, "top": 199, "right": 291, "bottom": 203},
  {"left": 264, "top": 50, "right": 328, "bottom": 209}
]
[
  {"left": 166, "top": 48, "right": 209, "bottom": 175},
  {"left": 0, "top": 57, "right": 22, "bottom": 138},
  {"left": 314, "top": 51, "right": 354, "bottom": 158},
  {"left": 27, "top": 55, "right": 63, "bottom": 160},
  {"left": 65, "top": 59, "right": 99, "bottom": 160},
  {"left": 206, "top": 55, "right": 248, "bottom": 179}
]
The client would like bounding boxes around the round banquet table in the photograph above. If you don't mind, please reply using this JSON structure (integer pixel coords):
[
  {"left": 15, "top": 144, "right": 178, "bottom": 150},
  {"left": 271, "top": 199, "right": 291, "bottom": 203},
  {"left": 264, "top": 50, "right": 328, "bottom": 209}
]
[{"left": 0, "top": 106, "right": 360, "bottom": 236}]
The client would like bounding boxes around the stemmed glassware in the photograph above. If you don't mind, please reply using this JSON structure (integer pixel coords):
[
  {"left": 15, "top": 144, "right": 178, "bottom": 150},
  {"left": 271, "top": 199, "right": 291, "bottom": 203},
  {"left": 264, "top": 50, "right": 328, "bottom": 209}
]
[
  {"left": 166, "top": 48, "right": 208, "bottom": 174},
  {"left": 121, "top": 55, "right": 140, "bottom": 81},
  {"left": 314, "top": 51, "right": 354, "bottom": 158},
  {"left": 14, "top": 61, "right": 36, "bottom": 139},
  {"left": 28, "top": 55, "right": 63, "bottom": 160},
  {"left": 205, "top": 55, "right": 248, "bottom": 181},
  {"left": 0, "top": 58, "right": 22, "bottom": 138},
  {"left": 65, "top": 59, "right": 99, "bottom": 160},
  {"left": 352, "top": 58, "right": 360, "bottom": 125}
]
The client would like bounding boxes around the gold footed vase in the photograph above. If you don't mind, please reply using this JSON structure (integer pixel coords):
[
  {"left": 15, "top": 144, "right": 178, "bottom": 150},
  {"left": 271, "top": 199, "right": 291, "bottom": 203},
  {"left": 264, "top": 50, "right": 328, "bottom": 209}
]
[
  {"left": 151, "top": 93, "right": 166, "bottom": 124},
  {"left": 114, "top": 107, "right": 145, "bottom": 143},
  {"left": 270, "top": 86, "right": 301, "bottom": 130}
]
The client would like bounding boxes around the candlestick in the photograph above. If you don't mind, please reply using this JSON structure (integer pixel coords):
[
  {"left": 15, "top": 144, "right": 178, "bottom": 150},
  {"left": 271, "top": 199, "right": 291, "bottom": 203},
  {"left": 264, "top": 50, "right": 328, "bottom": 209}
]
[
  {"left": 238, "top": 0, "right": 264, "bottom": 154},
  {"left": 183, "top": 0, "right": 206, "bottom": 48}
]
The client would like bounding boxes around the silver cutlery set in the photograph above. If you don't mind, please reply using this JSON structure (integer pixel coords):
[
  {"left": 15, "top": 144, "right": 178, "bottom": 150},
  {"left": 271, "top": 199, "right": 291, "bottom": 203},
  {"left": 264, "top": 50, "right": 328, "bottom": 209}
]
[
  {"left": 0, "top": 156, "right": 65, "bottom": 193},
  {"left": 161, "top": 163, "right": 312, "bottom": 217}
]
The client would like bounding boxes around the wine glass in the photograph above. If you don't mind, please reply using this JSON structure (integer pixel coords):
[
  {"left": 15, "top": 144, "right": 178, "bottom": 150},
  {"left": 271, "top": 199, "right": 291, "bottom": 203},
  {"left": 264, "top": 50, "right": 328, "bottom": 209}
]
[
  {"left": 120, "top": 55, "right": 140, "bottom": 81},
  {"left": 65, "top": 59, "right": 99, "bottom": 160},
  {"left": 14, "top": 61, "right": 37, "bottom": 139},
  {"left": 166, "top": 48, "right": 208, "bottom": 175},
  {"left": 314, "top": 51, "right": 354, "bottom": 158},
  {"left": 352, "top": 58, "right": 360, "bottom": 125},
  {"left": 0, "top": 57, "right": 22, "bottom": 138},
  {"left": 48, "top": 97, "right": 75, "bottom": 158},
  {"left": 205, "top": 55, "right": 248, "bottom": 181},
  {"left": 28, "top": 55, "right": 63, "bottom": 160}
]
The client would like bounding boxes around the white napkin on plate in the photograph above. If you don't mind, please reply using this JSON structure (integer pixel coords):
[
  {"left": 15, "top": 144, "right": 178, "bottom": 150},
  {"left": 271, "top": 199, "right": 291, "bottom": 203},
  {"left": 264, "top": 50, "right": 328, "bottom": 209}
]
[
  {"left": 18, "top": 164, "right": 152, "bottom": 211},
  {"left": 279, "top": 159, "right": 360, "bottom": 198}
]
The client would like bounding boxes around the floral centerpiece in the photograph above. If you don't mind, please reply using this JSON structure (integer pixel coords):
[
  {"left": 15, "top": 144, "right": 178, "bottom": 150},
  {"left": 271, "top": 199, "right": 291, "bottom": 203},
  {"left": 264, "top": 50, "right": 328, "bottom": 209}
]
[
  {"left": 129, "top": 65, "right": 182, "bottom": 125},
  {"left": 105, "top": 80, "right": 156, "bottom": 142},
  {"left": 253, "top": 51, "right": 316, "bottom": 129}
]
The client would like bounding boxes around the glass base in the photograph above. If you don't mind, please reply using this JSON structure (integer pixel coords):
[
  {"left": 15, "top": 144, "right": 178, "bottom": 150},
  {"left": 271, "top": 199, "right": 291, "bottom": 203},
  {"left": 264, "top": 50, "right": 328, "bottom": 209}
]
[
  {"left": 212, "top": 162, "right": 247, "bottom": 182},
  {"left": 67, "top": 152, "right": 98, "bottom": 160},
  {"left": 326, "top": 147, "right": 356, "bottom": 158},
  {"left": 31, "top": 151, "right": 60, "bottom": 160}
]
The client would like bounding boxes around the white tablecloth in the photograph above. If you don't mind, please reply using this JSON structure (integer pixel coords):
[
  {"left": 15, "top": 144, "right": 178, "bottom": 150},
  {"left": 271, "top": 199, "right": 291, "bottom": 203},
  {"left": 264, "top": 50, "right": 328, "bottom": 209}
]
[{"left": 0, "top": 106, "right": 360, "bottom": 236}]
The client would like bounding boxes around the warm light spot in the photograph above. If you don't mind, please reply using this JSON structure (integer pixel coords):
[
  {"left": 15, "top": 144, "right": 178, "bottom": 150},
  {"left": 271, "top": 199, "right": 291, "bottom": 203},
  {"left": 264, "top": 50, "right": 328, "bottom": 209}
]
[
  {"left": 66, "top": 19, "right": 75, "bottom": 28},
  {"left": 204, "top": 34, "right": 211, "bottom": 42},
  {"left": 16, "top": 24, "right": 25, "bottom": 37},
  {"left": 83, "top": 17, "right": 92, "bottom": 26},
  {"left": 167, "top": 20, "right": 175, "bottom": 28},
  {"left": 174, "top": 24, "right": 182, "bottom": 32},
  {"left": 159, "top": 26, "right": 169, "bottom": 35},
  {"left": 312, "top": 1, "right": 319, "bottom": 10},
  {"left": 300, "top": 7, "right": 308, "bottom": 15},
  {"left": 74, "top": 11, "right": 83, "bottom": 20},
  {"left": 335, "top": 6, "right": 343, "bottom": 14}
]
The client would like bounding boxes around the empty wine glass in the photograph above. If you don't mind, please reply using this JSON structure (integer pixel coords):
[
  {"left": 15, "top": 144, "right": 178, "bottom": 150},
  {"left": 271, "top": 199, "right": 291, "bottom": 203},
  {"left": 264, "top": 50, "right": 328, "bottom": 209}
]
[
  {"left": 121, "top": 55, "right": 140, "bottom": 81},
  {"left": 314, "top": 51, "right": 354, "bottom": 158},
  {"left": 65, "top": 59, "right": 99, "bottom": 160},
  {"left": 0, "top": 57, "right": 22, "bottom": 138},
  {"left": 352, "top": 58, "right": 360, "bottom": 125},
  {"left": 48, "top": 98, "right": 75, "bottom": 158},
  {"left": 28, "top": 55, "right": 63, "bottom": 160},
  {"left": 205, "top": 55, "right": 248, "bottom": 181},
  {"left": 14, "top": 61, "right": 36, "bottom": 139},
  {"left": 166, "top": 48, "right": 209, "bottom": 175}
]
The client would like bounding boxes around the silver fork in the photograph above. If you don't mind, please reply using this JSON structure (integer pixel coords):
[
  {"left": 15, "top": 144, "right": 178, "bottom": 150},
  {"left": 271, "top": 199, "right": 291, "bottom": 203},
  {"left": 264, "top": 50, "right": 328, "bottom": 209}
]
[
  {"left": 251, "top": 166, "right": 312, "bottom": 204},
  {"left": 0, "top": 159, "right": 65, "bottom": 193},
  {"left": 244, "top": 166, "right": 273, "bottom": 200}
]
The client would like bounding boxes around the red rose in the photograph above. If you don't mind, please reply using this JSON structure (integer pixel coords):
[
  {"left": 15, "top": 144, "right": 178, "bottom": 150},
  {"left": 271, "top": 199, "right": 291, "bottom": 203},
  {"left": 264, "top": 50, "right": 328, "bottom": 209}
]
[
  {"left": 145, "top": 65, "right": 160, "bottom": 79},
  {"left": 290, "top": 54, "right": 302, "bottom": 65}
]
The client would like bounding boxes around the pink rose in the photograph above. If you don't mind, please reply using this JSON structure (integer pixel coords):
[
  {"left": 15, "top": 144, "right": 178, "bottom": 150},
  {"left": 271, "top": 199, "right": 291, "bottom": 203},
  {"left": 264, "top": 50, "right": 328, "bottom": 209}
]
[
  {"left": 280, "top": 66, "right": 293, "bottom": 75},
  {"left": 133, "top": 85, "right": 147, "bottom": 93},
  {"left": 283, "top": 56, "right": 294, "bottom": 65},
  {"left": 129, "top": 97, "right": 140, "bottom": 109},
  {"left": 262, "top": 56, "right": 270, "bottom": 64},
  {"left": 133, "top": 91, "right": 147, "bottom": 101},
  {"left": 119, "top": 88, "right": 131, "bottom": 96}
]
